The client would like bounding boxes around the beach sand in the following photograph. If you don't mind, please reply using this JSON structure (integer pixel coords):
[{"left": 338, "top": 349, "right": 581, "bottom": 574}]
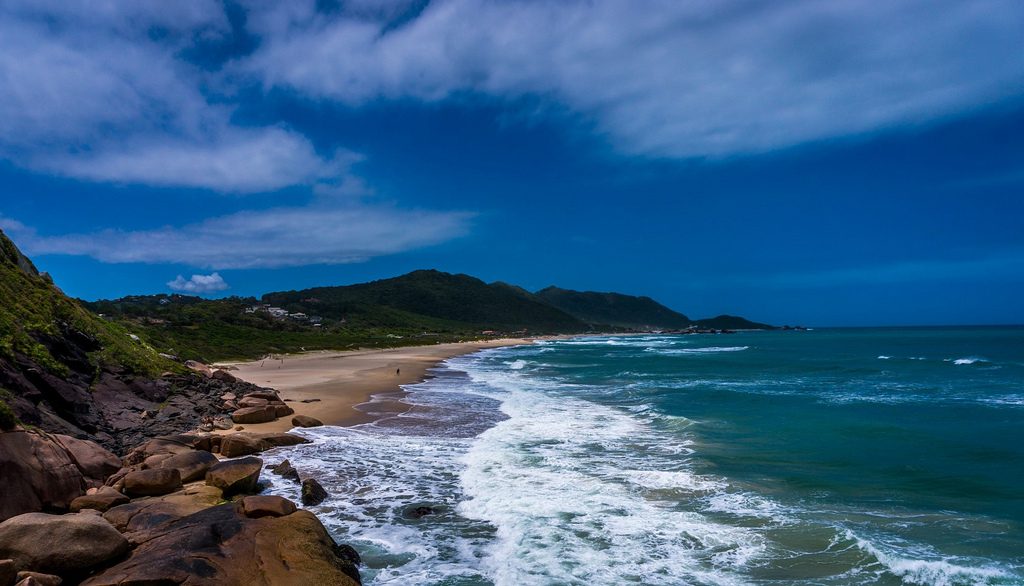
[{"left": 213, "top": 339, "right": 533, "bottom": 433}]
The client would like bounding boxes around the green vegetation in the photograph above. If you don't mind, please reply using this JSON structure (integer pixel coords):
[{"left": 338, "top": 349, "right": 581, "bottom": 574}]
[
  {"left": 535, "top": 286, "right": 693, "bottom": 329},
  {"left": 0, "top": 389, "right": 17, "bottom": 430},
  {"left": 0, "top": 230, "right": 176, "bottom": 377},
  {"left": 693, "top": 314, "right": 775, "bottom": 330}
]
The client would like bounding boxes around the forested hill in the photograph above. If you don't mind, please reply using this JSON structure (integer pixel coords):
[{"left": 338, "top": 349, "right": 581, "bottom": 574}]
[
  {"left": 263, "top": 270, "right": 589, "bottom": 333},
  {"left": 535, "top": 286, "right": 692, "bottom": 330}
]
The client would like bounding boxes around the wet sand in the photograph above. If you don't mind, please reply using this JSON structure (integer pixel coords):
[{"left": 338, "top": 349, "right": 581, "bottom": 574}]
[{"left": 213, "top": 339, "right": 533, "bottom": 433}]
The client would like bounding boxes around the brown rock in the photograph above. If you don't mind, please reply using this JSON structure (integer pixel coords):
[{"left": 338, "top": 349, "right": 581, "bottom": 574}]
[
  {"left": 0, "top": 429, "right": 85, "bottom": 522},
  {"left": 271, "top": 403, "right": 294, "bottom": 417},
  {"left": 0, "top": 559, "right": 15, "bottom": 586},
  {"left": 219, "top": 434, "right": 267, "bottom": 458},
  {"left": 301, "top": 478, "right": 328, "bottom": 506},
  {"left": 243, "top": 391, "right": 280, "bottom": 402},
  {"left": 220, "top": 393, "right": 237, "bottom": 402},
  {"left": 234, "top": 426, "right": 244, "bottom": 431},
  {"left": 122, "top": 435, "right": 206, "bottom": 467},
  {"left": 251, "top": 432, "right": 310, "bottom": 448},
  {"left": 157, "top": 451, "right": 219, "bottom": 483},
  {"left": 50, "top": 435, "right": 120, "bottom": 488},
  {"left": 15, "top": 572, "right": 62, "bottom": 586},
  {"left": 240, "top": 496, "right": 297, "bottom": 519},
  {"left": 231, "top": 406, "right": 275, "bottom": 424},
  {"left": 236, "top": 397, "right": 268, "bottom": 409},
  {"left": 82, "top": 505, "right": 359, "bottom": 586},
  {"left": 122, "top": 469, "right": 182, "bottom": 498},
  {"left": 0, "top": 512, "right": 128, "bottom": 576},
  {"left": 291, "top": 415, "right": 323, "bottom": 428},
  {"left": 102, "top": 484, "right": 223, "bottom": 545},
  {"left": 141, "top": 454, "right": 172, "bottom": 469},
  {"left": 69, "top": 488, "right": 129, "bottom": 513},
  {"left": 205, "top": 457, "right": 262, "bottom": 497}
]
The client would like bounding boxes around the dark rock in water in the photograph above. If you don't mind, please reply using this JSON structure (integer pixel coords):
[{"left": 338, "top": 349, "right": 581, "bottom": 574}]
[
  {"left": 231, "top": 406, "right": 276, "bottom": 424},
  {"left": 69, "top": 488, "right": 129, "bottom": 513},
  {"left": 156, "top": 450, "right": 218, "bottom": 483},
  {"left": 269, "top": 460, "right": 300, "bottom": 483},
  {"left": 301, "top": 478, "right": 328, "bottom": 506},
  {"left": 122, "top": 469, "right": 182, "bottom": 498},
  {"left": 240, "top": 496, "right": 297, "bottom": 519},
  {"left": 333, "top": 543, "right": 361, "bottom": 567},
  {"left": 81, "top": 504, "right": 360, "bottom": 586},
  {"left": 403, "top": 505, "right": 437, "bottom": 519},
  {"left": 0, "top": 512, "right": 128, "bottom": 577},
  {"left": 206, "top": 457, "right": 262, "bottom": 497},
  {"left": 291, "top": 415, "right": 323, "bottom": 428},
  {"left": 15, "top": 571, "right": 62, "bottom": 586},
  {"left": 0, "top": 559, "right": 16, "bottom": 586}
]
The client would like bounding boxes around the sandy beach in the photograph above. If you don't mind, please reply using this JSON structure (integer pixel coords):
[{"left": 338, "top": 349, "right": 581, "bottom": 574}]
[{"left": 213, "top": 339, "right": 534, "bottom": 433}]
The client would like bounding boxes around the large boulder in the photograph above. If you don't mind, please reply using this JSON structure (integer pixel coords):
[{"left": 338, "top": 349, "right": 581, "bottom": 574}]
[
  {"left": 291, "top": 415, "right": 323, "bottom": 428},
  {"left": 122, "top": 435, "right": 208, "bottom": 467},
  {"left": 218, "top": 434, "right": 265, "bottom": 458},
  {"left": 15, "top": 571, "right": 62, "bottom": 586},
  {"left": 236, "top": 397, "right": 268, "bottom": 409},
  {"left": 242, "top": 391, "right": 280, "bottom": 402},
  {"left": 122, "top": 469, "right": 182, "bottom": 498},
  {"left": 82, "top": 505, "right": 360, "bottom": 586},
  {"left": 0, "top": 430, "right": 84, "bottom": 522},
  {"left": 239, "top": 496, "right": 297, "bottom": 519},
  {"left": 251, "top": 432, "right": 310, "bottom": 448},
  {"left": 69, "top": 488, "right": 129, "bottom": 513},
  {"left": 157, "top": 450, "right": 219, "bottom": 483},
  {"left": 270, "top": 403, "right": 294, "bottom": 418},
  {"left": 0, "top": 559, "right": 15, "bottom": 586},
  {"left": 301, "top": 478, "right": 328, "bottom": 506},
  {"left": 231, "top": 407, "right": 275, "bottom": 425},
  {"left": 0, "top": 512, "right": 128, "bottom": 577},
  {"left": 50, "top": 435, "right": 120, "bottom": 488},
  {"left": 206, "top": 457, "right": 262, "bottom": 497},
  {"left": 103, "top": 484, "right": 223, "bottom": 545}
]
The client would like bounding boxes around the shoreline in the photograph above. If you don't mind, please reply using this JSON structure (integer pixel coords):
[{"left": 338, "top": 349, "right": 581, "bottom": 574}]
[{"left": 213, "top": 338, "right": 541, "bottom": 433}]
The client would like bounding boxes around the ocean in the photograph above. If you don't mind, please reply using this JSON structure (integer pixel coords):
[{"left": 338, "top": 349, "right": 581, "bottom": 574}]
[{"left": 263, "top": 327, "right": 1024, "bottom": 585}]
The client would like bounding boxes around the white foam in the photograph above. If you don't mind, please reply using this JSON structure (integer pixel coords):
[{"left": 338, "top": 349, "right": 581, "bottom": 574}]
[
  {"left": 506, "top": 359, "right": 528, "bottom": 370},
  {"left": 847, "top": 530, "right": 1011, "bottom": 586},
  {"left": 647, "top": 346, "right": 750, "bottom": 356},
  {"left": 953, "top": 357, "right": 988, "bottom": 365},
  {"left": 878, "top": 355, "right": 892, "bottom": 360}
]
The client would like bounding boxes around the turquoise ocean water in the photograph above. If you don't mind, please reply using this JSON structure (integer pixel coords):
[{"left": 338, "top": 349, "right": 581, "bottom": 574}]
[{"left": 266, "top": 327, "right": 1024, "bottom": 585}]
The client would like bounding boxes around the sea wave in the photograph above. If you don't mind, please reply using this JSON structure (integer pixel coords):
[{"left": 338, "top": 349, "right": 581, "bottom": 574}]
[
  {"left": 846, "top": 530, "right": 1012, "bottom": 586},
  {"left": 646, "top": 346, "right": 750, "bottom": 356}
]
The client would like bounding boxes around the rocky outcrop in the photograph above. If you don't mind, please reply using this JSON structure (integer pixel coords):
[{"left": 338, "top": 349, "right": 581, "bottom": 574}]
[
  {"left": 0, "top": 559, "right": 15, "bottom": 586},
  {"left": 206, "top": 457, "right": 262, "bottom": 497},
  {"left": 0, "top": 512, "right": 128, "bottom": 577},
  {"left": 269, "top": 459, "right": 300, "bottom": 483},
  {"left": 291, "top": 415, "right": 323, "bottom": 428},
  {"left": 155, "top": 450, "right": 218, "bottom": 483},
  {"left": 82, "top": 503, "right": 359, "bottom": 586},
  {"left": 102, "top": 483, "right": 224, "bottom": 545},
  {"left": 0, "top": 429, "right": 120, "bottom": 522},
  {"left": 231, "top": 406, "right": 275, "bottom": 424},
  {"left": 122, "top": 469, "right": 182, "bottom": 498},
  {"left": 69, "top": 488, "right": 129, "bottom": 514},
  {"left": 239, "top": 496, "right": 297, "bottom": 519}
]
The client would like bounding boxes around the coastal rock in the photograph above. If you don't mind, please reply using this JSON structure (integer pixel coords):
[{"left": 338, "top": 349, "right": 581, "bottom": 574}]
[
  {"left": 156, "top": 450, "right": 219, "bottom": 483},
  {"left": 231, "top": 406, "right": 275, "bottom": 424},
  {"left": 211, "top": 370, "right": 238, "bottom": 383},
  {"left": 269, "top": 460, "right": 300, "bottom": 483},
  {"left": 15, "top": 572, "right": 62, "bottom": 586},
  {"left": 219, "top": 434, "right": 264, "bottom": 458},
  {"left": 252, "top": 432, "right": 310, "bottom": 448},
  {"left": 69, "top": 488, "right": 129, "bottom": 513},
  {"left": 206, "top": 457, "right": 262, "bottom": 497},
  {"left": 291, "top": 415, "right": 323, "bottom": 428},
  {"left": 0, "top": 512, "right": 128, "bottom": 577},
  {"left": 49, "top": 435, "right": 120, "bottom": 489},
  {"left": 0, "top": 429, "right": 85, "bottom": 522},
  {"left": 122, "top": 435, "right": 206, "bottom": 467},
  {"left": 243, "top": 391, "right": 280, "bottom": 402},
  {"left": 122, "top": 469, "right": 182, "bottom": 498},
  {"left": 0, "top": 559, "right": 15, "bottom": 586},
  {"left": 270, "top": 403, "right": 294, "bottom": 417},
  {"left": 236, "top": 397, "right": 268, "bottom": 409},
  {"left": 301, "top": 478, "right": 328, "bottom": 506},
  {"left": 102, "top": 483, "right": 223, "bottom": 545},
  {"left": 82, "top": 505, "right": 359, "bottom": 586},
  {"left": 240, "top": 496, "right": 297, "bottom": 519}
]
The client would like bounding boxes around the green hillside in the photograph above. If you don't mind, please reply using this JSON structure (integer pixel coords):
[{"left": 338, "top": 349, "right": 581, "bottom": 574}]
[
  {"left": 535, "top": 286, "right": 692, "bottom": 329},
  {"left": 264, "top": 270, "right": 588, "bottom": 333},
  {"left": 0, "top": 230, "right": 172, "bottom": 378}
]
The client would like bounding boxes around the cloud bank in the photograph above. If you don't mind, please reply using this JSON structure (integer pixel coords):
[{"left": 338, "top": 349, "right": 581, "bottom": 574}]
[
  {"left": 3, "top": 206, "right": 472, "bottom": 269},
  {"left": 244, "top": 0, "right": 1024, "bottom": 157},
  {"left": 168, "top": 273, "right": 229, "bottom": 294}
]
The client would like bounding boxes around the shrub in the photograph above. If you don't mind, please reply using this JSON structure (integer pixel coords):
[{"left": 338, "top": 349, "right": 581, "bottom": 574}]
[{"left": 0, "top": 397, "right": 18, "bottom": 430}]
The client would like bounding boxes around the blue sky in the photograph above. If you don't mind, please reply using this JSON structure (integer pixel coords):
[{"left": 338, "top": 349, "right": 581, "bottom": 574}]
[{"left": 1, "top": 0, "right": 1023, "bottom": 326}]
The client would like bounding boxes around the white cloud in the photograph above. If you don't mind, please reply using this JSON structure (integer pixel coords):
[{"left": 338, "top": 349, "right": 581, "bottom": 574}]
[
  {"left": 167, "top": 272, "right": 229, "bottom": 294},
  {"left": 5, "top": 205, "right": 473, "bottom": 269},
  {"left": 0, "top": 2, "right": 347, "bottom": 193},
  {"left": 242, "top": 0, "right": 1024, "bottom": 157}
]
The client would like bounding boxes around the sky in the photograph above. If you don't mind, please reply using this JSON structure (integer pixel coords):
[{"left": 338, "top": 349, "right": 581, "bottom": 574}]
[{"left": 1, "top": 0, "right": 1023, "bottom": 327}]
